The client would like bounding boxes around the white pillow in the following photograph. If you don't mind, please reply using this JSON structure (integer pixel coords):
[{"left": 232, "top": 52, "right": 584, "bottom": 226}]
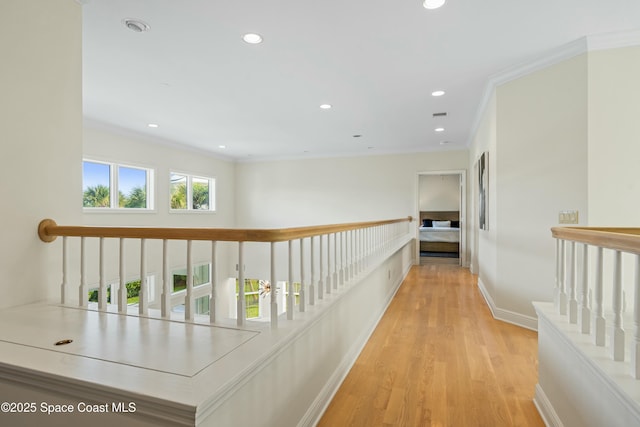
[{"left": 432, "top": 220, "right": 451, "bottom": 228}]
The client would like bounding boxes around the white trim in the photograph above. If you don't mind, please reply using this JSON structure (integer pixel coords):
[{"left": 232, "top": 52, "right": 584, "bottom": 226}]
[
  {"left": 415, "top": 169, "right": 468, "bottom": 268},
  {"left": 476, "top": 277, "right": 538, "bottom": 331},
  {"left": 535, "top": 303, "right": 640, "bottom": 425},
  {"left": 84, "top": 118, "right": 237, "bottom": 163},
  {"left": 587, "top": 28, "right": 640, "bottom": 52},
  {"left": 467, "top": 29, "right": 640, "bottom": 148},
  {"left": 169, "top": 171, "right": 216, "bottom": 212},
  {"left": 534, "top": 383, "right": 564, "bottom": 427}
]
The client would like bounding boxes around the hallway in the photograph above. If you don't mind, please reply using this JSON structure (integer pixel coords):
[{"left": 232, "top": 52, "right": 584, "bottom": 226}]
[{"left": 318, "top": 264, "right": 544, "bottom": 426}]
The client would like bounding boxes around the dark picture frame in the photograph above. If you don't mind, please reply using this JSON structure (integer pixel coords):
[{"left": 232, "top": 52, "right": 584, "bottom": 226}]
[{"left": 478, "top": 152, "right": 488, "bottom": 230}]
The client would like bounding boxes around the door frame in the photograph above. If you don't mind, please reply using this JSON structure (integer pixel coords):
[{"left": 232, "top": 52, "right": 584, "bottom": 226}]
[{"left": 415, "top": 169, "right": 467, "bottom": 267}]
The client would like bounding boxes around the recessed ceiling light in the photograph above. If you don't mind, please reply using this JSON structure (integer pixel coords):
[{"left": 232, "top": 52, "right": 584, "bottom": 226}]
[
  {"left": 435, "top": 127, "right": 445, "bottom": 132},
  {"left": 440, "top": 141, "right": 450, "bottom": 145},
  {"left": 147, "top": 123, "right": 159, "bottom": 128},
  {"left": 219, "top": 145, "right": 226, "bottom": 149},
  {"left": 423, "top": 0, "right": 446, "bottom": 10},
  {"left": 122, "top": 18, "right": 150, "bottom": 33},
  {"left": 242, "top": 33, "right": 263, "bottom": 44},
  {"left": 431, "top": 90, "right": 445, "bottom": 97},
  {"left": 320, "top": 104, "right": 332, "bottom": 109}
]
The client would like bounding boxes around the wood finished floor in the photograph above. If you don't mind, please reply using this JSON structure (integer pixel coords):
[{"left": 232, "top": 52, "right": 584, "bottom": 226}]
[{"left": 318, "top": 264, "right": 543, "bottom": 427}]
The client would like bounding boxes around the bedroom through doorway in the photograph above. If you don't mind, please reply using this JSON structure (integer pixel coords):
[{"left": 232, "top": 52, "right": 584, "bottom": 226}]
[{"left": 416, "top": 171, "right": 466, "bottom": 266}]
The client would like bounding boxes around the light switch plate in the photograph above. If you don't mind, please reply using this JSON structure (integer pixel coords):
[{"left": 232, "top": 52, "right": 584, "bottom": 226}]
[{"left": 559, "top": 210, "right": 579, "bottom": 224}]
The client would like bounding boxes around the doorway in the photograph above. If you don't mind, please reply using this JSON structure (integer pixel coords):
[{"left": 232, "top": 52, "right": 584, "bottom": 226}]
[{"left": 416, "top": 170, "right": 466, "bottom": 266}]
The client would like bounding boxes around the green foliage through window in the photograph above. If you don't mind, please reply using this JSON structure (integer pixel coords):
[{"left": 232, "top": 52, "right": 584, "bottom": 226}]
[{"left": 83, "top": 160, "right": 151, "bottom": 209}]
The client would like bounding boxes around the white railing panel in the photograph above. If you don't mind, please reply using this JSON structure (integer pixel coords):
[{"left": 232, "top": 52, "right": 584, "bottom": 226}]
[
  {"left": 611, "top": 250, "right": 625, "bottom": 361},
  {"left": 61, "top": 236, "right": 68, "bottom": 305},
  {"left": 287, "top": 240, "right": 294, "bottom": 320},
  {"left": 632, "top": 254, "right": 640, "bottom": 378},
  {"left": 299, "top": 238, "right": 306, "bottom": 313},
  {"left": 79, "top": 237, "right": 87, "bottom": 308},
  {"left": 210, "top": 241, "right": 217, "bottom": 324},
  {"left": 593, "top": 246, "right": 605, "bottom": 346},
  {"left": 139, "top": 238, "right": 148, "bottom": 316},
  {"left": 237, "top": 241, "right": 245, "bottom": 327},
  {"left": 580, "top": 243, "right": 590, "bottom": 334}
]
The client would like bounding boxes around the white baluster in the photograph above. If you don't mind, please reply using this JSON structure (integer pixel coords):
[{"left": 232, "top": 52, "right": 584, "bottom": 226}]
[
  {"left": 333, "top": 233, "right": 338, "bottom": 290},
  {"left": 357, "top": 229, "right": 361, "bottom": 274},
  {"left": 580, "top": 244, "right": 590, "bottom": 334},
  {"left": 270, "top": 241, "right": 278, "bottom": 327},
  {"left": 632, "top": 254, "right": 640, "bottom": 378},
  {"left": 287, "top": 240, "right": 294, "bottom": 320},
  {"left": 309, "top": 236, "right": 315, "bottom": 306},
  {"left": 79, "top": 237, "right": 87, "bottom": 308},
  {"left": 554, "top": 239, "right": 560, "bottom": 308},
  {"left": 326, "top": 234, "right": 331, "bottom": 294},
  {"left": 299, "top": 238, "right": 306, "bottom": 313},
  {"left": 611, "top": 250, "right": 625, "bottom": 361},
  {"left": 347, "top": 230, "right": 355, "bottom": 281},
  {"left": 593, "top": 246, "right": 605, "bottom": 346},
  {"left": 361, "top": 228, "right": 365, "bottom": 271},
  {"left": 139, "top": 238, "right": 148, "bottom": 316},
  {"left": 184, "top": 240, "right": 193, "bottom": 321},
  {"left": 98, "top": 237, "right": 107, "bottom": 311},
  {"left": 119, "top": 238, "right": 127, "bottom": 313},
  {"left": 318, "top": 235, "right": 324, "bottom": 300},
  {"left": 61, "top": 236, "right": 68, "bottom": 304},
  {"left": 237, "top": 241, "right": 245, "bottom": 327},
  {"left": 161, "top": 239, "right": 170, "bottom": 318},
  {"left": 568, "top": 241, "right": 577, "bottom": 323},
  {"left": 339, "top": 232, "right": 345, "bottom": 286},
  {"left": 558, "top": 239, "right": 567, "bottom": 315},
  {"left": 210, "top": 241, "right": 217, "bottom": 323}
]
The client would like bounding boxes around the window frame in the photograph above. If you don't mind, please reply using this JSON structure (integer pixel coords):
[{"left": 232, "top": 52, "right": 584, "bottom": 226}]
[
  {"left": 82, "top": 158, "right": 155, "bottom": 212},
  {"left": 169, "top": 171, "right": 216, "bottom": 213}
]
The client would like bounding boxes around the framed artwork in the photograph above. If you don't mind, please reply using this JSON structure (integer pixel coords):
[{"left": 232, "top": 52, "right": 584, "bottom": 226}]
[{"left": 478, "top": 152, "right": 488, "bottom": 230}]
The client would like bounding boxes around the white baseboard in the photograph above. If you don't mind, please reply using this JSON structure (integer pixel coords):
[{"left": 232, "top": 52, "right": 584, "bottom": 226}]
[
  {"left": 476, "top": 278, "right": 538, "bottom": 331},
  {"left": 534, "top": 383, "right": 564, "bottom": 427}
]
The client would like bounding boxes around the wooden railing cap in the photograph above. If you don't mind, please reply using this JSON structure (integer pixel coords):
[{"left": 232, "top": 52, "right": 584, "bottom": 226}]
[
  {"left": 552, "top": 226, "right": 640, "bottom": 255},
  {"left": 38, "top": 216, "right": 413, "bottom": 243}
]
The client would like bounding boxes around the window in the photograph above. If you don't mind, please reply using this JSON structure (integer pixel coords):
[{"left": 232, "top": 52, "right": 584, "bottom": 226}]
[
  {"left": 236, "top": 279, "right": 261, "bottom": 319},
  {"left": 170, "top": 172, "right": 215, "bottom": 211},
  {"left": 83, "top": 160, "right": 153, "bottom": 210},
  {"left": 172, "top": 264, "right": 210, "bottom": 292},
  {"left": 170, "top": 265, "right": 211, "bottom": 316},
  {"left": 87, "top": 276, "right": 154, "bottom": 307}
]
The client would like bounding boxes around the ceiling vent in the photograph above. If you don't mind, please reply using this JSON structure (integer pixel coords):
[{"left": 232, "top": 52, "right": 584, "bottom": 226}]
[
  {"left": 122, "top": 19, "right": 150, "bottom": 33},
  {"left": 433, "top": 112, "right": 447, "bottom": 117}
]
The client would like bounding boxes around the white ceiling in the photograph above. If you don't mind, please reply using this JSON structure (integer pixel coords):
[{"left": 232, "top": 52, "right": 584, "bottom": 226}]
[{"left": 82, "top": 0, "right": 640, "bottom": 161}]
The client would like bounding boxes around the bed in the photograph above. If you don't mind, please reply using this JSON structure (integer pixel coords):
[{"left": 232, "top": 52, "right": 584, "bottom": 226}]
[{"left": 419, "top": 211, "right": 460, "bottom": 254}]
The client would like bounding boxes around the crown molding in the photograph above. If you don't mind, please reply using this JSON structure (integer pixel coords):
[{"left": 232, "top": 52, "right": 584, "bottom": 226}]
[
  {"left": 467, "top": 28, "right": 640, "bottom": 148},
  {"left": 586, "top": 28, "right": 640, "bottom": 51}
]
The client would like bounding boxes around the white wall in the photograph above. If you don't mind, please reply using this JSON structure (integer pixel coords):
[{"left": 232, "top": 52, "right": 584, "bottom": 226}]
[
  {"left": 83, "top": 124, "right": 236, "bottom": 229},
  {"left": 469, "top": 54, "right": 589, "bottom": 325},
  {"left": 235, "top": 151, "right": 468, "bottom": 227},
  {"left": 469, "top": 93, "right": 498, "bottom": 297},
  {"left": 78, "top": 124, "right": 238, "bottom": 308},
  {"left": 587, "top": 46, "right": 640, "bottom": 226},
  {"left": 418, "top": 174, "right": 460, "bottom": 211},
  {"left": 586, "top": 45, "right": 640, "bottom": 311},
  {"left": 496, "top": 54, "right": 589, "bottom": 319},
  {"left": 0, "top": 0, "right": 82, "bottom": 309}
]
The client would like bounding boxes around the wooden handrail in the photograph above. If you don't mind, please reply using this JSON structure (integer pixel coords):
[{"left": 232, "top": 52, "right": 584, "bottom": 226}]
[
  {"left": 38, "top": 217, "right": 413, "bottom": 243},
  {"left": 551, "top": 226, "right": 640, "bottom": 255}
]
